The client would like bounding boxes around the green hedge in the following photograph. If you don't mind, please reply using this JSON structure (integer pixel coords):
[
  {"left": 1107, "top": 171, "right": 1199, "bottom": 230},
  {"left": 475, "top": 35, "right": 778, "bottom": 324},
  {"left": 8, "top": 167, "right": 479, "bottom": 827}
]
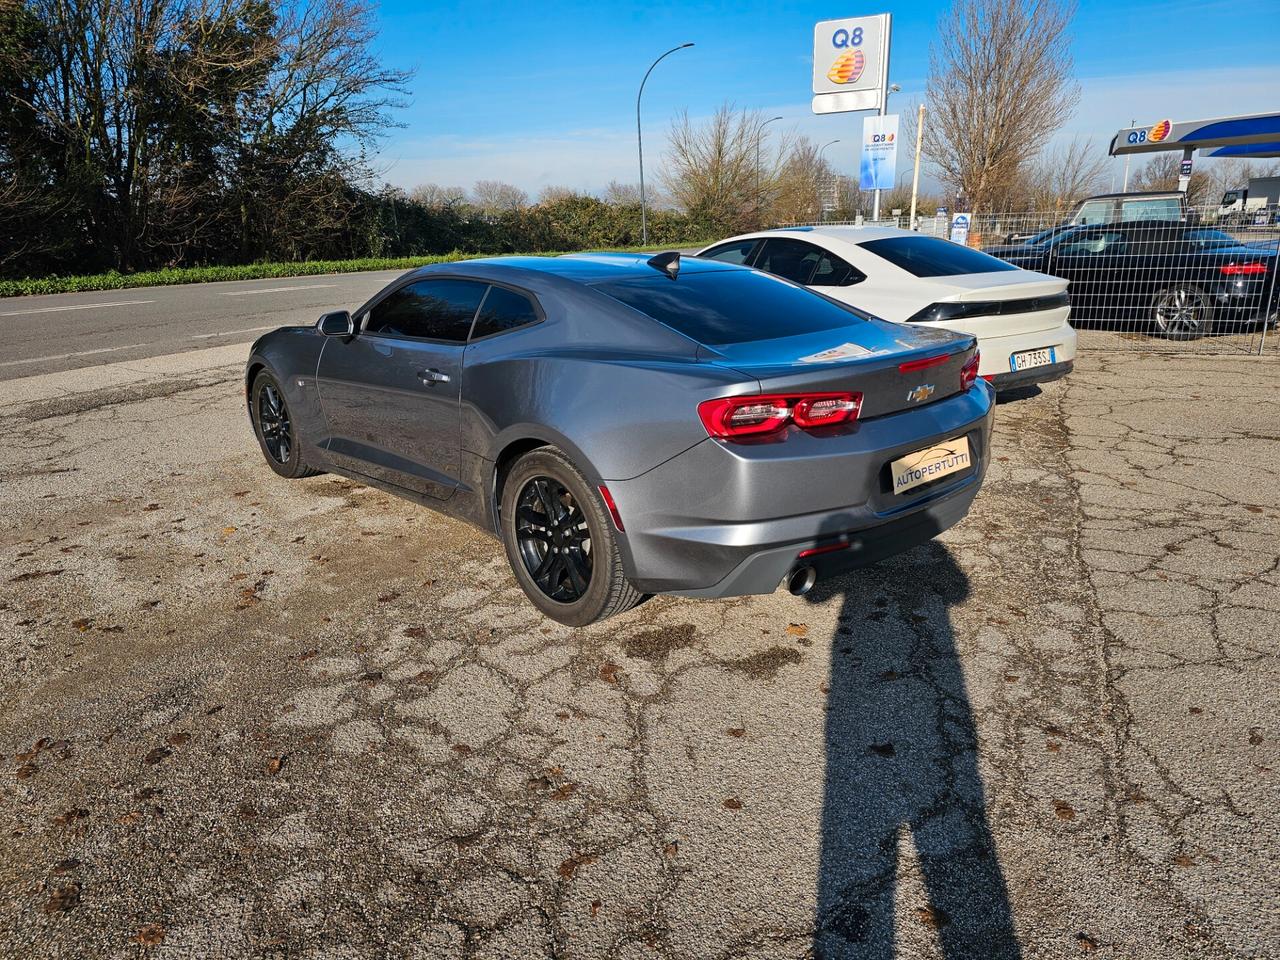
[{"left": 0, "top": 245, "right": 709, "bottom": 298}]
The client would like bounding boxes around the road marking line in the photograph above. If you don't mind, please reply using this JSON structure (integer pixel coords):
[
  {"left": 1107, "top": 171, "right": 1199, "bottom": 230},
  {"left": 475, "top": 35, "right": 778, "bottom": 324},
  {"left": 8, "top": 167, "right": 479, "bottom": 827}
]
[
  {"left": 190, "top": 325, "right": 279, "bottom": 339},
  {"left": 0, "top": 343, "right": 152, "bottom": 367},
  {"left": 218, "top": 284, "right": 337, "bottom": 296},
  {"left": 0, "top": 299, "right": 154, "bottom": 318}
]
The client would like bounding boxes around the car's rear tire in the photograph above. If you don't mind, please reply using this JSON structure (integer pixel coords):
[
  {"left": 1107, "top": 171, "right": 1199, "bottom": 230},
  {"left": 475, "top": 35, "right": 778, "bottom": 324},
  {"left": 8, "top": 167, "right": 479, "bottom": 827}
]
[
  {"left": 1151, "top": 285, "right": 1212, "bottom": 340},
  {"left": 250, "top": 370, "right": 322, "bottom": 479},
  {"left": 499, "top": 447, "right": 642, "bottom": 626}
]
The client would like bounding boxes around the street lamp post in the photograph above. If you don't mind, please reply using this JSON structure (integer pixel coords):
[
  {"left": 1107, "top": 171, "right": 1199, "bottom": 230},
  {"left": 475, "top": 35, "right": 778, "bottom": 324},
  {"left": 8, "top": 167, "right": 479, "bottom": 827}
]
[
  {"left": 818, "top": 139, "right": 841, "bottom": 222},
  {"left": 637, "top": 43, "right": 694, "bottom": 246},
  {"left": 756, "top": 115, "right": 783, "bottom": 228}
]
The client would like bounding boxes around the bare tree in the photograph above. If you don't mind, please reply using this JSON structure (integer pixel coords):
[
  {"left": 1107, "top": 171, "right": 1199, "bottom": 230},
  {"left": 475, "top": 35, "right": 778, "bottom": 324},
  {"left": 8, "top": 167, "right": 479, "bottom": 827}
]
[
  {"left": 922, "top": 0, "right": 1079, "bottom": 212},
  {"left": 602, "top": 180, "right": 642, "bottom": 205},
  {"left": 770, "top": 137, "right": 834, "bottom": 224},
  {"left": 1014, "top": 137, "right": 1109, "bottom": 210},
  {"left": 471, "top": 179, "right": 528, "bottom": 214},
  {"left": 1130, "top": 154, "right": 1211, "bottom": 206},
  {"left": 411, "top": 183, "right": 468, "bottom": 209},
  {"left": 660, "top": 103, "right": 788, "bottom": 233},
  {"left": 536, "top": 185, "right": 580, "bottom": 204}
]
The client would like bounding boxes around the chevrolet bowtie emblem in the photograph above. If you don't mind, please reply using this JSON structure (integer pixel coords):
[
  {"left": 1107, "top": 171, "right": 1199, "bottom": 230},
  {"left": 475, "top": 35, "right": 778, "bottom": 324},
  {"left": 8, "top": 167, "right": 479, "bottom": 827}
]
[{"left": 907, "top": 384, "right": 936, "bottom": 403}]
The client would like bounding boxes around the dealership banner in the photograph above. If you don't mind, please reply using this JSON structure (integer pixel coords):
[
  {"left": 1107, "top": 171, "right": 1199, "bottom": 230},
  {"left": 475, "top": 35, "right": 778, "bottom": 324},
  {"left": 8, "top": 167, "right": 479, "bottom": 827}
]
[{"left": 859, "top": 114, "right": 899, "bottom": 191}]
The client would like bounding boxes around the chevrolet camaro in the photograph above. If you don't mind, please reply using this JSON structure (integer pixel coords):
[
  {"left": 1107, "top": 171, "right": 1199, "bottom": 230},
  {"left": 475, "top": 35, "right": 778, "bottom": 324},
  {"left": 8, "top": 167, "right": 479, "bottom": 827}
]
[{"left": 245, "top": 253, "right": 995, "bottom": 625}]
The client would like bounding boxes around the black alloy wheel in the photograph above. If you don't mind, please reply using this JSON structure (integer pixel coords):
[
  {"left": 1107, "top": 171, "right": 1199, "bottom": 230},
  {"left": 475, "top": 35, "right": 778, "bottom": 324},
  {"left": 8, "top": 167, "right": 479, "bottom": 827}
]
[
  {"left": 250, "top": 370, "right": 321, "bottom": 479},
  {"left": 499, "top": 447, "right": 643, "bottom": 625},
  {"left": 515, "top": 476, "right": 593, "bottom": 602},
  {"left": 257, "top": 381, "right": 292, "bottom": 464}
]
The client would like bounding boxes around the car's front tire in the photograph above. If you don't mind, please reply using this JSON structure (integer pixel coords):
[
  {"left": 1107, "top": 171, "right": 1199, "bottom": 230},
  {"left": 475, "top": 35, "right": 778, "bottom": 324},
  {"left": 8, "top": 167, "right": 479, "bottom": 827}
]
[
  {"left": 1152, "top": 285, "right": 1212, "bottom": 340},
  {"left": 499, "top": 447, "right": 642, "bottom": 626},
  {"left": 250, "top": 370, "right": 322, "bottom": 479}
]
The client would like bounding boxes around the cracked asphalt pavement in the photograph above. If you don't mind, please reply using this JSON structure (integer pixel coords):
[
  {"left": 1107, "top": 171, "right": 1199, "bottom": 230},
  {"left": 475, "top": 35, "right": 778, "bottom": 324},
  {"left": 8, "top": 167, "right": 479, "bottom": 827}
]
[{"left": 1, "top": 343, "right": 1277, "bottom": 959}]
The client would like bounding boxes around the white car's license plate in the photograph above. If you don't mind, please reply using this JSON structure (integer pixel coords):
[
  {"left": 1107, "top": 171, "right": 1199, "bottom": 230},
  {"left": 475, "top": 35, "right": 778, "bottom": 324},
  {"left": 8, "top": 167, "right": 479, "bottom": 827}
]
[
  {"left": 1010, "top": 346, "right": 1056, "bottom": 372},
  {"left": 890, "top": 437, "right": 972, "bottom": 495}
]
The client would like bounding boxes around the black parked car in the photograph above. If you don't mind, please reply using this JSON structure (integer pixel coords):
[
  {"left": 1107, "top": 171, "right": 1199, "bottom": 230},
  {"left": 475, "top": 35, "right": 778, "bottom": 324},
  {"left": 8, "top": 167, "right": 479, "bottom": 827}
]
[{"left": 985, "top": 223, "right": 1279, "bottom": 339}]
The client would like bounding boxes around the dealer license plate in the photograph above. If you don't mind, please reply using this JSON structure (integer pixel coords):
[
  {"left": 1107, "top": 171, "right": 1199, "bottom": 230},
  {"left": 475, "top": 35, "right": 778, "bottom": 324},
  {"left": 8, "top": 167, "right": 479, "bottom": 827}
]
[
  {"left": 890, "top": 437, "right": 972, "bottom": 495},
  {"left": 1010, "top": 346, "right": 1055, "bottom": 372}
]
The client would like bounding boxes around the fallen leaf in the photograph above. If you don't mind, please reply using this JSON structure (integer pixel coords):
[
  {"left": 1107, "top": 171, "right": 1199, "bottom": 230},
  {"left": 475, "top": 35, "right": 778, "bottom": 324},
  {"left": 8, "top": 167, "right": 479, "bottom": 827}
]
[
  {"left": 451, "top": 744, "right": 473, "bottom": 756},
  {"left": 558, "top": 854, "right": 597, "bottom": 880},
  {"left": 1046, "top": 741, "right": 1062, "bottom": 753},
  {"left": 377, "top": 592, "right": 399, "bottom": 603},
  {"left": 16, "top": 762, "right": 37, "bottom": 780},
  {"left": 114, "top": 811, "right": 141, "bottom": 826},
  {"left": 52, "top": 808, "right": 89, "bottom": 826},
  {"left": 726, "top": 727, "right": 746, "bottom": 738},
  {"left": 914, "top": 905, "right": 950, "bottom": 928},
  {"left": 1076, "top": 932, "right": 1098, "bottom": 952},
  {"left": 71, "top": 618, "right": 93, "bottom": 632},
  {"left": 265, "top": 756, "right": 285, "bottom": 775},
  {"left": 590, "top": 899, "right": 601, "bottom": 918},
  {"left": 404, "top": 627, "right": 428, "bottom": 640},
  {"left": 143, "top": 746, "right": 171, "bottom": 765},
  {"left": 663, "top": 841, "right": 679, "bottom": 858},
  {"left": 722, "top": 797, "right": 743, "bottom": 810},
  {"left": 137, "top": 923, "right": 166, "bottom": 947},
  {"left": 1188, "top": 706, "right": 1203, "bottom": 716},
  {"left": 598, "top": 662, "right": 620, "bottom": 684},
  {"left": 785, "top": 623, "right": 808, "bottom": 637},
  {"left": 550, "top": 783, "right": 577, "bottom": 801},
  {"left": 221, "top": 526, "right": 237, "bottom": 536},
  {"left": 43, "top": 883, "right": 81, "bottom": 913},
  {"left": 1173, "top": 853, "right": 1195, "bottom": 867},
  {"left": 410, "top": 670, "right": 435, "bottom": 685},
  {"left": 1054, "top": 800, "right": 1076, "bottom": 821},
  {"left": 167, "top": 732, "right": 190, "bottom": 748},
  {"left": 51, "top": 859, "right": 81, "bottom": 874}
]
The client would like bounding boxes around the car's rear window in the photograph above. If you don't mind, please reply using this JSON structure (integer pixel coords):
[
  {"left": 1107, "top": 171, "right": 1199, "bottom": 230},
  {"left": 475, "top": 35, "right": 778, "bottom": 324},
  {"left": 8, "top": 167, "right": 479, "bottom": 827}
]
[
  {"left": 860, "top": 236, "right": 1019, "bottom": 277},
  {"left": 592, "top": 270, "right": 867, "bottom": 345}
]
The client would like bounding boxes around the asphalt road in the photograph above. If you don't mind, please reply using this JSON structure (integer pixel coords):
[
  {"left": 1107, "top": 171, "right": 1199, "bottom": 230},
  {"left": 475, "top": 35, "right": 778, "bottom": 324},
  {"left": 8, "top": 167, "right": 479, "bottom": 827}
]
[
  {"left": 2, "top": 345, "right": 1277, "bottom": 959},
  {"left": 0, "top": 270, "right": 407, "bottom": 380}
]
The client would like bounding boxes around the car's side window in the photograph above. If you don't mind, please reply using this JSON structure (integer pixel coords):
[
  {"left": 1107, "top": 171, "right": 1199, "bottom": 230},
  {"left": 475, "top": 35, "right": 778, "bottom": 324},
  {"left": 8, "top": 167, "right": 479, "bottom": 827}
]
[
  {"left": 810, "top": 250, "right": 866, "bottom": 287},
  {"left": 700, "top": 239, "right": 759, "bottom": 265},
  {"left": 1058, "top": 231, "right": 1126, "bottom": 256},
  {"left": 365, "top": 279, "right": 487, "bottom": 342},
  {"left": 470, "top": 285, "right": 540, "bottom": 339},
  {"left": 754, "top": 238, "right": 823, "bottom": 284}
]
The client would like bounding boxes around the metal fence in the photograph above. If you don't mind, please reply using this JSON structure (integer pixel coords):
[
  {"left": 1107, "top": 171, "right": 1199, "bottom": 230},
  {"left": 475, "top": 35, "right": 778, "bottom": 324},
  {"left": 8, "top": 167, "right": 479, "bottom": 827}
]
[{"left": 790, "top": 205, "right": 1280, "bottom": 356}]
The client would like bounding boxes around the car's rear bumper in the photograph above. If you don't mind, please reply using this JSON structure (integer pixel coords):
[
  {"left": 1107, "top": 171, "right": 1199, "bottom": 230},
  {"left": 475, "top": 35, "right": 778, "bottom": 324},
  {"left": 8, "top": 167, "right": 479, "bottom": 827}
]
[
  {"left": 969, "top": 320, "right": 1077, "bottom": 380},
  {"left": 607, "top": 383, "right": 995, "bottom": 598},
  {"left": 987, "top": 358, "right": 1074, "bottom": 391}
]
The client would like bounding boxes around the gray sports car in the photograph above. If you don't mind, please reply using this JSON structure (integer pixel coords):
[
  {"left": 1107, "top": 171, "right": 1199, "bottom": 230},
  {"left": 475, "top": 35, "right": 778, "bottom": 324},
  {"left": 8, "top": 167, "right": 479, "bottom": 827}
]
[{"left": 245, "top": 253, "right": 994, "bottom": 625}]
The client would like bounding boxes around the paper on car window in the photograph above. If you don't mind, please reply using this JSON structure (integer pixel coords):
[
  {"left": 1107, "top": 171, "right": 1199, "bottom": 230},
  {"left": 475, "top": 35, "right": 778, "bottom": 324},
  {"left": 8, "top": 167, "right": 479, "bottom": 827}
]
[{"left": 798, "top": 342, "right": 879, "bottom": 363}]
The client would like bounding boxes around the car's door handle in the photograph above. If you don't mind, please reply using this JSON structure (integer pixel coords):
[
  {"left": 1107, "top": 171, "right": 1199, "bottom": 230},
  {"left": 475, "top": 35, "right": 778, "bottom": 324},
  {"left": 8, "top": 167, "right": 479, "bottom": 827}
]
[{"left": 418, "top": 369, "right": 451, "bottom": 385}]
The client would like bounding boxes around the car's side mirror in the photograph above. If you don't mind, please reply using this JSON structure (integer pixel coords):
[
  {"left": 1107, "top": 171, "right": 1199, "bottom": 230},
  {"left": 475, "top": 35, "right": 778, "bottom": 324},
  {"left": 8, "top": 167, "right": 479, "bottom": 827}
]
[{"left": 318, "top": 310, "right": 354, "bottom": 337}]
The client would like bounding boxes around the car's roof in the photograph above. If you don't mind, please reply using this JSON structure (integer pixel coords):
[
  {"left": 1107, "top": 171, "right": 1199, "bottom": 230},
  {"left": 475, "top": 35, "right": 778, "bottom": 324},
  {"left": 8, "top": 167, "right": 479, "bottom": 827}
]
[
  {"left": 705, "top": 225, "right": 919, "bottom": 248},
  {"left": 417, "top": 252, "right": 738, "bottom": 284}
]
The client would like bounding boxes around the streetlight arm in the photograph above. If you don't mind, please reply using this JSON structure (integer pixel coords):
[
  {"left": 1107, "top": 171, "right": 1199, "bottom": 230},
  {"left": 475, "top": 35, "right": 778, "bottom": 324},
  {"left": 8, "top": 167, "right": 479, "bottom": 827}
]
[{"left": 637, "top": 43, "right": 694, "bottom": 245}]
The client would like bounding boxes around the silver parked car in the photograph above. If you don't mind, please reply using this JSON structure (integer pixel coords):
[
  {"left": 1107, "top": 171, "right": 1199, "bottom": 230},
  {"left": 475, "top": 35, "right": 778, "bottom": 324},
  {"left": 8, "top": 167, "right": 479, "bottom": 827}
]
[{"left": 245, "top": 253, "right": 994, "bottom": 625}]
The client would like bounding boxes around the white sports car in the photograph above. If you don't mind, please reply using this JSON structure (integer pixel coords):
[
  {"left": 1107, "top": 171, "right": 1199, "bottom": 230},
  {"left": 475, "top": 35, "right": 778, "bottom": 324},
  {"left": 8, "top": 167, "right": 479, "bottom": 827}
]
[{"left": 697, "top": 226, "right": 1076, "bottom": 390}]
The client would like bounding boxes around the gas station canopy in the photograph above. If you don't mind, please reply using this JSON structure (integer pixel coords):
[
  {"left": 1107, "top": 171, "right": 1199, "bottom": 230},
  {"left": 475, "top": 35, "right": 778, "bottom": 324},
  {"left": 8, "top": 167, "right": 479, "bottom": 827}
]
[{"left": 1109, "top": 112, "right": 1280, "bottom": 159}]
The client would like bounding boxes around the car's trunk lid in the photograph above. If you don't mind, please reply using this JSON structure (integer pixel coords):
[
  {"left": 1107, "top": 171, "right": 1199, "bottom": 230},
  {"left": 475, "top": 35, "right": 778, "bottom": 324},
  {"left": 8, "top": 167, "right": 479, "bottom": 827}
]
[
  {"left": 698, "top": 320, "right": 975, "bottom": 419},
  {"left": 912, "top": 271, "right": 1069, "bottom": 337}
]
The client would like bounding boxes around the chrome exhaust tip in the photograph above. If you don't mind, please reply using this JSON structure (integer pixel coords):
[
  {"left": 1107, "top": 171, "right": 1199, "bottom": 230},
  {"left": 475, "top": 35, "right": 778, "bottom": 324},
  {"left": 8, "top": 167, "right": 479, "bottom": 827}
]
[{"left": 786, "top": 566, "right": 817, "bottom": 597}]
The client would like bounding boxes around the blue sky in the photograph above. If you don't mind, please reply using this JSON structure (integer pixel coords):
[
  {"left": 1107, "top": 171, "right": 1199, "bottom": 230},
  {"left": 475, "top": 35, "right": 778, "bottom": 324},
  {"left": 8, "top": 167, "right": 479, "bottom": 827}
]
[{"left": 371, "top": 0, "right": 1280, "bottom": 196}]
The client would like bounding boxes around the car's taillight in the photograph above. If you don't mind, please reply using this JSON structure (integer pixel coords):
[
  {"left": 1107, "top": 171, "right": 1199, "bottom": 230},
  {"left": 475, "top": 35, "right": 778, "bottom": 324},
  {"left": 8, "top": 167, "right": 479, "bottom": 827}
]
[
  {"left": 698, "top": 392, "right": 862, "bottom": 440},
  {"left": 1220, "top": 262, "right": 1267, "bottom": 276},
  {"left": 961, "top": 351, "right": 981, "bottom": 391}
]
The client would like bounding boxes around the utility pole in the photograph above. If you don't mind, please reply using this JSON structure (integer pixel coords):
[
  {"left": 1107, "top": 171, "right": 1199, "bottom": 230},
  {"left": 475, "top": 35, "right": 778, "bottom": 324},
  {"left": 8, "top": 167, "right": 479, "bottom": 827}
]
[{"left": 909, "top": 101, "right": 925, "bottom": 230}]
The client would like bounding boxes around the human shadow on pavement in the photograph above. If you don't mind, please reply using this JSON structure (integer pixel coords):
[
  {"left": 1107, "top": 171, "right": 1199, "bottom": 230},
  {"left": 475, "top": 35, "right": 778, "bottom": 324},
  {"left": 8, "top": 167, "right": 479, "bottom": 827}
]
[{"left": 807, "top": 541, "right": 1021, "bottom": 959}]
